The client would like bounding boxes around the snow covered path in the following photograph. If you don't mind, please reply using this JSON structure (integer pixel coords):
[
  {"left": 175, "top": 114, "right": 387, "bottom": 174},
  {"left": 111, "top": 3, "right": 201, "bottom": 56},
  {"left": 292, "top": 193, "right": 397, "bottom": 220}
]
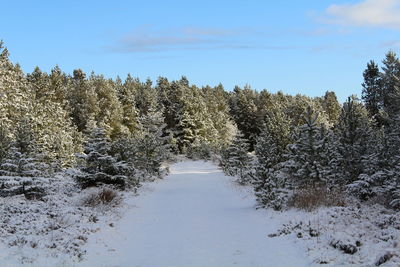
[{"left": 79, "top": 160, "right": 311, "bottom": 267}]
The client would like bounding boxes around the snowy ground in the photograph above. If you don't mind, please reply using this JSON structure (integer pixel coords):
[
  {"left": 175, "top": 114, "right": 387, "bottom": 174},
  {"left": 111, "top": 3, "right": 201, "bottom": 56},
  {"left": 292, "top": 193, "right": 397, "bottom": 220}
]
[
  {"left": 2, "top": 160, "right": 398, "bottom": 266},
  {"left": 76, "top": 160, "right": 310, "bottom": 267},
  {"left": 0, "top": 175, "right": 127, "bottom": 267},
  {"left": 269, "top": 204, "right": 400, "bottom": 266}
]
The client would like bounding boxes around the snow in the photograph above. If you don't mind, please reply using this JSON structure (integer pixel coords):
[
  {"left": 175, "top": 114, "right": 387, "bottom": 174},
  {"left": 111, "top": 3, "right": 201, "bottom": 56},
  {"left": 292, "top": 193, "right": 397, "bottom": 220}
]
[
  {"left": 77, "top": 160, "right": 310, "bottom": 267},
  {"left": 0, "top": 174, "right": 126, "bottom": 267},
  {"left": 3, "top": 160, "right": 397, "bottom": 266},
  {"left": 269, "top": 204, "right": 400, "bottom": 266}
]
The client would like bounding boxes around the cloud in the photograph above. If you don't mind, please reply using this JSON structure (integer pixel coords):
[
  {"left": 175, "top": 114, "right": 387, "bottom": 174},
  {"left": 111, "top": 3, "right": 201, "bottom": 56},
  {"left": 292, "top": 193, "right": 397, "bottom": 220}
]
[
  {"left": 105, "top": 25, "right": 291, "bottom": 53},
  {"left": 323, "top": 0, "right": 400, "bottom": 29}
]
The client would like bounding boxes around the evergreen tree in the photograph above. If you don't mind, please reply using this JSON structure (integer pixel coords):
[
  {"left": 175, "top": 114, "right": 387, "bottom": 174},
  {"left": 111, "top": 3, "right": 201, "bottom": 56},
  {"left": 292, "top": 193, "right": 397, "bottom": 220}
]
[
  {"left": 202, "top": 84, "right": 236, "bottom": 150},
  {"left": 0, "top": 119, "right": 48, "bottom": 198},
  {"left": 48, "top": 65, "right": 68, "bottom": 105},
  {"left": 67, "top": 69, "right": 99, "bottom": 132},
  {"left": 0, "top": 123, "right": 11, "bottom": 164},
  {"left": 129, "top": 108, "right": 171, "bottom": 179},
  {"left": 90, "top": 73, "right": 125, "bottom": 138},
  {"left": 229, "top": 86, "right": 260, "bottom": 149},
  {"left": 221, "top": 131, "right": 253, "bottom": 185},
  {"left": 322, "top": 91, "right": 341, "bottom": 125},
  {"left": 362, "top": 60, "right": 382, "bottom": 121},
  {"left": 332, "top": 97, "right": 371, "bottom": 185},
  {"left": 253, "top": 128, "right": 289, "bottom": 210},
  {"left": 75, "top": 128, "right": 132, "bottom": 189},
  {"left": 116, "top": 76, "right": 139, "bottom": 134},
  {"left": 381, "top": 51, "right": 400, "bottom": 119},
  {"left": 135, "top": 78, "right": 159, "bottom": 116},
  {"left": 284, "top": 107, "right": 328, "bottom": 187}
]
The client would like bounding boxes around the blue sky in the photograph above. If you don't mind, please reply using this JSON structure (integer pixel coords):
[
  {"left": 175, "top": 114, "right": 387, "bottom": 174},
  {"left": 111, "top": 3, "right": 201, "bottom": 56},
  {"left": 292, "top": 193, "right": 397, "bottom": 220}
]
[{"left": 1, "top": 0, "right": 400, "bottom": 101}]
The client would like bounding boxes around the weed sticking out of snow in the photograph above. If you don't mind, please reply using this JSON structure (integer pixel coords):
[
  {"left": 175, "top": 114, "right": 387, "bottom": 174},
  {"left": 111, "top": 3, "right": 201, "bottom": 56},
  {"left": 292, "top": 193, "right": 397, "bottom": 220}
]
[{"left": 0, "top": 172, "right": 126, "bottom": 265}]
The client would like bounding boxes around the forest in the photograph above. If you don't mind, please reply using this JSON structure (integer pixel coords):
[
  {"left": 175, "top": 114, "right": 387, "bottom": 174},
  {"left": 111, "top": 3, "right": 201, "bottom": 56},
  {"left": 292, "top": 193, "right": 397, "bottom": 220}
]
[{"left": 0, "top": 40, "right": 399, "bottom": 212}]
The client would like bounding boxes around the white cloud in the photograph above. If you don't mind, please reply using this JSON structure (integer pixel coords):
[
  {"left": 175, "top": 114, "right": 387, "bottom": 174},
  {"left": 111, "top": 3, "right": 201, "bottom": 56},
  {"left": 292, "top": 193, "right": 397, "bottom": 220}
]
[{"left": 325, "top": 0, "right": 400, "bottom": 29}]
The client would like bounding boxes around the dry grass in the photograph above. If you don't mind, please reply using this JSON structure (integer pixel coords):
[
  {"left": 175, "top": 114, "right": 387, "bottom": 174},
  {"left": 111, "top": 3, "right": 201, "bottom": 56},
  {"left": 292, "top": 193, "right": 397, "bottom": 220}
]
[
  {"left": 289, "top": 186, "right": 347, "bottom": 211},
  {"left": 81, "top": 188, "right": 119, "bottom": 207}
]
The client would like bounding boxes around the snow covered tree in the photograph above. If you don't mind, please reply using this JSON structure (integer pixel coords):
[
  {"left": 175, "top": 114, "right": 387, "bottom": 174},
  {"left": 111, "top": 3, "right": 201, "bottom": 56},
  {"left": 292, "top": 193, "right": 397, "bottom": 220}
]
[
  {"left": 131, "top": 78, "right": 159, "bottom": 117},
  {"left": 0, "top": 123, "right": 11, "bottom": 164},
  {"left": 129, "top": 108, "right": 171, "bottom": 180},
  {"left": 229, "top": 86, "right": 260, "bottom": 149},
  {"left": 90, "top": 73, "right": 126, "bottom": 139},
  {"left": 67, "top": 69, "right": 99, "bottom": 132},
  {"left": 116, "top": 76, "right": 139, "bottom": 134},
  {"left": 332, "top": 97, "right": 371, "bottom": 185},
  {"left": 202, "top": 84, "right": 236, "bottom": 150},
  {"left": 26, "top": 70, "right": 81, "bottom": 167},
  {"left": 220, "top": 131, "right": 253, "bottom": 185},
  {"left": 253, "top": 128, "right": 289, "bottom": 210},
  {"left": 252, "top": 105, "right": 293, "bottom": 209},
  {"left": 0, "top": 146, "right": 46, "bottom": 177},
  {"left": 0, "top": 119, "right": 48, "bottom": 198},
  {"left": 75, "top": 128, "right": 133, "bottom": 189},
  {"left": 381, "top": 51, "right": 400, "bottom": 119},
  {"left": 347, "top": 127, "right": 387, "bottom": 200},
  {"left": 322, "top": 91, "right": 341, "bottom": 125},
  {"left": 284, "top": 106, "right": 328, "bottom": 188},
  {"left": 362, "top": 60, "right": 382, "bottom": 121}
]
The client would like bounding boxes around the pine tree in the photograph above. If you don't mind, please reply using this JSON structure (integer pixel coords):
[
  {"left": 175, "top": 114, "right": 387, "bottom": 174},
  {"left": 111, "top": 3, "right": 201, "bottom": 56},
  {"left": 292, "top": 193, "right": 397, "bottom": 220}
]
[
  {"left": 333, "top": 97, "right": 371, "bottom": 185},
  {"left": 67, "top": 69, "right": 99, "bottom": 132},
  {"left": 362, "top": 60, "right": 382, "bottom": 121},
  {"left": 381, "top": 51, "right": 400, "bottom": 119},
  {"left": 91, "top": 73, "right": 125, "bottom": 138},
  {"left": 322, "top": 91, "right": 341, "bottom": 125},
  {"left": 221, "top": 131, "right": 253, "bottom": 185},
  {"left": 129, "top": 108, "right": 171, "bottom": 180},
  {"left": 252, "top": 105, "right": 293, "bottom": 208},
  {"left": 135, "top": 78, "right": 159, "bottom": 116},
  {"left": 0, "top": 123, "right": 11, "bottom": 164},
  {"left": 253, "top": 128, "right": 289, "bottom": 210},
  {"left": 202, "top": 84, "right": 236, "bottom": 150},
  {"left": 116, "top": 76, "right": 139, "bottom": 134},
  {"left": 0, "top": 119, "right": 48, "bottom": 198},
  {"left": 284, "top": 106, "right": 328, "bottom": 188},
  {"left": 347, "top": 128, "right": 386, "bottom": 200},
  {"left": 75, "top": 128, "right": 132, "bottom": 189},
  {"left": 229, "top": 86, "right": 260, "bottom": 149}
]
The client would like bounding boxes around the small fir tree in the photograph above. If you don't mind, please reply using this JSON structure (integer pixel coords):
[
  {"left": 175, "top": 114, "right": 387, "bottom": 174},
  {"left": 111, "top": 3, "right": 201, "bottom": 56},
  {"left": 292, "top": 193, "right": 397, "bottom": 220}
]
[
  {"left": 221, "top": 131, "right": 253, "bottom": 185},
  {"left": 76, "top": 128, "right": 133, "bottom": 189}
]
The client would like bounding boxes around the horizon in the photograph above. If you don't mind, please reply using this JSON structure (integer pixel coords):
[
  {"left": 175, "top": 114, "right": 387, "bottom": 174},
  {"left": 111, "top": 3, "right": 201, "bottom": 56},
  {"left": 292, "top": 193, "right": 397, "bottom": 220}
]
[{"left": 2, "top": 0, "right": 400, "bottom": 102}]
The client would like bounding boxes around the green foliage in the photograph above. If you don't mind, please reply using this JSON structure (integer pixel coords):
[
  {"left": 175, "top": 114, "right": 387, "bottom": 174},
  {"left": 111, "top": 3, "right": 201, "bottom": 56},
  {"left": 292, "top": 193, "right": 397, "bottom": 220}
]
[
  {"left": 75, "top": 128, "right": 134, "bottom": 189},
  {"left": 284, "top": 106, "right": 329, "bottom": 187},
  {"left": 220, "top": 131, "right": 253, "bottom": 185},
  {"left": 0, "top": 124, "right": 11, "bottom": 164},
  {"left": 129, "top": 108, "right": 172, "bottom": 179},
  {"left": 362, "top": 60, "right": 382, "bottom": 120},
  {"left": 333, "top": 97, "right": 371, "bottom": 184}
]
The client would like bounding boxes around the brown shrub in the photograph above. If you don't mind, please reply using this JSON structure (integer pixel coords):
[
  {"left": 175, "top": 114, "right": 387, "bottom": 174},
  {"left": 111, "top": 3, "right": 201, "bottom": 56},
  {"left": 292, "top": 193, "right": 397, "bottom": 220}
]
[
  {"left": 289, "top": 186, "right": 347, "bottom": 211},
  {"left": 81, "top": 188, "right": 119, "bottom": 207},
  {"left": 98, "top": 188, "right": 117, "bottom": 204}
]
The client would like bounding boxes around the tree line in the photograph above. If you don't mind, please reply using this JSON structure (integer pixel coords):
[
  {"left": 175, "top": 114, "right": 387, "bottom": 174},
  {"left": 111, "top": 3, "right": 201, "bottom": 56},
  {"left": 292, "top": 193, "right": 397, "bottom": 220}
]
[{"left": 0, "top": 40, "right": 398, "bottom": 210}]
